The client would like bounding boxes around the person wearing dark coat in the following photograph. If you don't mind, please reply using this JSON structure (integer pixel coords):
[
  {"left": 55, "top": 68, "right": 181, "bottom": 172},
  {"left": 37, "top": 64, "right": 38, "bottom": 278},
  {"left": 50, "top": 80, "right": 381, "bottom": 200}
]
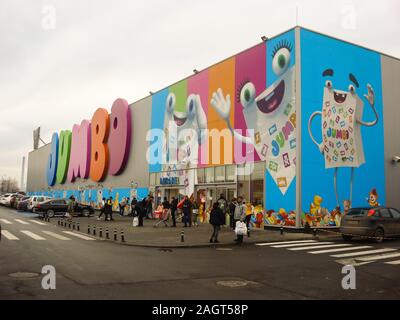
[
  {"left": 209, "top": 202, "right": 225, "bottom": 243},
  {"left": 170, "top": 197, "right": 178, "bottom": 227},
  {"left": 137, "top": 198, "right": 147, "bottom": 227},
  {"left": 182, "top": 196, "right": 192, "bottom": 227}
]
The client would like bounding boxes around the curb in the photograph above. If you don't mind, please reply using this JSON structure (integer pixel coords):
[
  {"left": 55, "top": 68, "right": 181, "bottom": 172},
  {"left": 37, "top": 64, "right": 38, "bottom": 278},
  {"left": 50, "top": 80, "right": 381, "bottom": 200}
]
[{"left": 48, "top": 218, "right": 337, "bottom": 249}]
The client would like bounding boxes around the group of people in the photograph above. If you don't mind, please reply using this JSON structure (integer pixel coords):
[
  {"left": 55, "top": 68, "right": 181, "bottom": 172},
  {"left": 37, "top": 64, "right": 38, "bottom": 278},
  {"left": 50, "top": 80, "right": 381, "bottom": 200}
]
[
  {"left": 209, "top": 195, "right": 252, "bottom": 244},
  {"left": 98, "top": 196, "right": 115, "bottom": 221},
  {"left": 96, "top": 192, "right": 254, "bottom": 245}
]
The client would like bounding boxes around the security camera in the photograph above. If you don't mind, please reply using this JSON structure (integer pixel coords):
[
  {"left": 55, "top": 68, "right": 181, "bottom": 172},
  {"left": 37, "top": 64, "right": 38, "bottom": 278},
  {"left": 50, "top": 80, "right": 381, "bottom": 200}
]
[{"left": 392, "top": 156, "right": 400, "bottom": 164}]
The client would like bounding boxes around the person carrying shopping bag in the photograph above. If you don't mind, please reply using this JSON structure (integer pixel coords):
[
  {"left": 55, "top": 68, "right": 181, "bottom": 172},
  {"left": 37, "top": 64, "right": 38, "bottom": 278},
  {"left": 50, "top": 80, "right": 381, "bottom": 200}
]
[
  {"left": 234, "top": 196, "right": 246, "bottom": 244},
  {"left": 154, "top": 197, "right": 170, "bottom": 227}
]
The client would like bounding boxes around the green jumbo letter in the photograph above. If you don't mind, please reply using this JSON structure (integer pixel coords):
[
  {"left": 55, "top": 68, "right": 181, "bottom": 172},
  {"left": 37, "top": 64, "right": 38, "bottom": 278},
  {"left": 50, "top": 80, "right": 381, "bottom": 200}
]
[{"left": 56, "top": 130, "right": 72, "bottom": 184}]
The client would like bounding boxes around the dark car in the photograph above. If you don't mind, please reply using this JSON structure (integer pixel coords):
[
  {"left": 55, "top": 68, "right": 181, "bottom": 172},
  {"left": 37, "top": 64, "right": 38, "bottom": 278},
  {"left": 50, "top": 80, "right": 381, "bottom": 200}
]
[
  {"left": 340, "top": 207, "right": 400, "bottom": 242},
  {"left": 34, "top": 199, "right": 94, "bottom": 218},
  {"left": 16, "top": 196, "right": 31, "bottom": 211}
]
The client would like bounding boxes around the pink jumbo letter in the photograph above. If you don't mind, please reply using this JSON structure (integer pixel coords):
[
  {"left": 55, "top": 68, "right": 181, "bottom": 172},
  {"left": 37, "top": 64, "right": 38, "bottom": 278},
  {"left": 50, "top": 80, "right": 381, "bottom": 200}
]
[
  {"left": 67, "top": 120, "right": 91, "bottom": 182},
  {"left": 108, "top": 98, "right": 131, "bottom": 175}
]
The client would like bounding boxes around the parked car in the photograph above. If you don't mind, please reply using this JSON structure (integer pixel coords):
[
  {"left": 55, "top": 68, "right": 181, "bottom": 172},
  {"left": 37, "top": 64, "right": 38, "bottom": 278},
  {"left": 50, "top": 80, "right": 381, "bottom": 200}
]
[
  {"left": 27, "top": 196, "right": 51, "bottom": 212},
  {"left": 0, "top": 194, "right": 14, "bottom": 206},
  {"left": 34, "top": 198, "right": 95, "bottom": 218},
  {"left": 16, "top": 196, "right": 32, "bottom": 211},
  {"left": 340, "top": 207, "right": 400, "bottom": 242}
]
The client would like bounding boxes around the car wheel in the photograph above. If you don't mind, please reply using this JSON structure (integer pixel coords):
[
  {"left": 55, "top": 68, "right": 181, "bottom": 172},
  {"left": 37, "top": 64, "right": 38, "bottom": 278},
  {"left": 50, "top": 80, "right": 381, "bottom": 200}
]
[
  {"left": 82, "top": 209, "right": 90, "bottom": 217},
  {"left": 374, "top": 228, "right": 384, "bottom": 243},
  {"left": 342, "top": 234, "right": 353, "bottom": 241},
  {"left": 47, "top": 210, "right": 55, "bottom": 218}
]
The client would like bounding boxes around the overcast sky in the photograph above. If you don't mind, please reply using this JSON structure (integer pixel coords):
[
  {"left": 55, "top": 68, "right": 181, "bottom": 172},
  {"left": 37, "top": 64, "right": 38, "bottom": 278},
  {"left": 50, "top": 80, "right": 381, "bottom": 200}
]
[{"left": 1, "top": 0, "right": 399, "bottom": 187}]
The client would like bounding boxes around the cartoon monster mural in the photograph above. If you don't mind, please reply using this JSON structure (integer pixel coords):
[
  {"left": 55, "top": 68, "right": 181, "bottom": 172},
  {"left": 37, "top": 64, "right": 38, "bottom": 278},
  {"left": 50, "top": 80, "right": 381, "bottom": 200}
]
[
  {"left": 162, "top": 92, "right": 207, "bottom": 195},
  {"left": 308, "top": 69, "right": 378, "bottom": 208},
  {"left": 210, "top": 39, "right": 296, "bottom": 195}
]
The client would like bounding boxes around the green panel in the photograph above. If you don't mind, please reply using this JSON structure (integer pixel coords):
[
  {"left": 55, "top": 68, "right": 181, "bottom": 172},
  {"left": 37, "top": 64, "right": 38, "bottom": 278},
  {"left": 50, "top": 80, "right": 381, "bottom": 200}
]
[
  {"left": 170, "top": 80, "right": 187, "bottom": 113},
  {"left": 56, "top": 130, "right": 72, "bottom": 184}
]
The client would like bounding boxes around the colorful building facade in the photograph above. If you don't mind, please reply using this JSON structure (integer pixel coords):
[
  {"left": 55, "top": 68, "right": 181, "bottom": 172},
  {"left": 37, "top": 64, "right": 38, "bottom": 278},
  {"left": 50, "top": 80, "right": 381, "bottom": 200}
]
[{"left": 26, "top": 27, "right": 400, "bottom": 228}]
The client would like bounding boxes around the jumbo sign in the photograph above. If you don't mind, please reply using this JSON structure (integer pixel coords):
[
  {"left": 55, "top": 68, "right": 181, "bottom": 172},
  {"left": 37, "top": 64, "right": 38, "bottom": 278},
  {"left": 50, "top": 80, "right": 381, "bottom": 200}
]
[{"left": 46, "top": 98, "right": 131, "bottom": 186}]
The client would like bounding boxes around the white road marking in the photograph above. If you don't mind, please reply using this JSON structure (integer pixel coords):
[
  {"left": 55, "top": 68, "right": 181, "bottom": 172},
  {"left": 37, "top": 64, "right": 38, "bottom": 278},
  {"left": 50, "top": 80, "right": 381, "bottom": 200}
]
[
  {"left": 0, "top": 218, "right": 12, "bottom": 224},
  {"left": 289, "top": 244, "right": 351, "bottom": 251},
  {"left": 30, "top": 220, "right": 47, "bottom": 226},
  {"left": 42, "top": 231, "right": 71, "bottom": 240},
  {"left": 272, "top": 242, "right": 332, "bottom": 248},
  {"left": 1, "top": 230, "right": 19, "bottom": 240},
  {"left": 331, "top": 248, "right": 396, "bottom": 258},
  {"left": 256, "top": 240, "right": 316, "bottom": 246},
  {"left": 385, "top": 260, "right": 400, "bottom": 265},
  {"left": 14, "top": 219, "right": 29, "bottom": 225},
  {"left": 356, "top": 252, "right": 400, "bottom": 262},
  {"left": 20, "top": 230, "right": 46, "bottom": 240},
  {"left": 335, "top": 258, "right": 375, "bottom": 267},
  {"left": 309, "top": 246, "right": 373, "bottom": 254},
  {"left": 63, "top": 231, "right": 95, "bottom": 241}
]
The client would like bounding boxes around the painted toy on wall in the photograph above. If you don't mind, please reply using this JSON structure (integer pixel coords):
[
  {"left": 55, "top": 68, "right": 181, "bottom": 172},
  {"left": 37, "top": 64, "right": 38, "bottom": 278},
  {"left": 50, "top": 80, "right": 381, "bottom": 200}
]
[
  {"left": 308, "top": 69, "right": 378, "bottom": 208},
  {"left": 367, "top": 188, "right": 380, "bottom": 207},
  {"left": 210, "top": 39, "right": 296, "bottom": 195}
]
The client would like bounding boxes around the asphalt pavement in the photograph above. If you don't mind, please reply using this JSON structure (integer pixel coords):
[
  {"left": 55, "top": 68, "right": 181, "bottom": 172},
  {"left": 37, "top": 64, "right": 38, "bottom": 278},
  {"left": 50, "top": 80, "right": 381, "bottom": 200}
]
[{"left": 1, "top": 206, "right": 400, "bottom": 300}]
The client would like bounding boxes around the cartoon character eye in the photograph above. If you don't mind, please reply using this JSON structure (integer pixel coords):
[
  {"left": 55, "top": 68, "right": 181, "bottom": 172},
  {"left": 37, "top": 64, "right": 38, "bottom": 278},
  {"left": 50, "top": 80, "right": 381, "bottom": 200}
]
[
  {"left": 240, "top": 82, "right": 256, "bottom": 108},
  {"left": 348, "top": 84, "right": 356, "bottom": 94},
  {"left": 186, "top": 94, "right": 197, "bottom": 120},
  {"left": 166, "top": 93, "right": 176, "bottom": 114},
  {"left": 272, "top": 47, "right": 291, "bottom": 76},
  {"left": 325, "top": 80, "right": 333, "bottom": 89}
]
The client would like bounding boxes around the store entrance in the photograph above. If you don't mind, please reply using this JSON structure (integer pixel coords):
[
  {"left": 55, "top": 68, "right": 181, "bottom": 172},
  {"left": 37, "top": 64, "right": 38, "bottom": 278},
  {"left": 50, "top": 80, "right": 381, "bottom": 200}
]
[{"left": 195, "top": 185, "right": 236, "bottom": 213}]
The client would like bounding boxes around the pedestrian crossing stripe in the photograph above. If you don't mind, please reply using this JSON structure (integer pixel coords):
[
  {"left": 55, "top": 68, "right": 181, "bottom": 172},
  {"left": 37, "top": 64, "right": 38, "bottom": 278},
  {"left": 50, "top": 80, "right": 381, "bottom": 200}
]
[
  {"left": 272, "top": 242, "right": 333, "bottom": 248},
  {"left": 289, "top": 243, "right": 351, "bottom": 251},
  {"left": 14, "top": 219, "right": 29, "bottom": 225},
  {"left": 256, "top": 240, "right": 316, "bottom": 246},
  {"left": 385, "top": 260, "right": 400, "bottom": 265},
  {"left": 331, "top": 248, "right": 396, "bottom": 258},
  {"left": 0, "top": 218, "right": 12, "bottom": 224},
  {"left": 20, "top": 230, "right": 46, "bottom": 240},
  {"left": 257, "top": 240, "right": 400, "bottom": 267},
  {"left": 42, "top": 231, "right": 71, "bottom": 240},
  {"left": 1, "top": 230, "right": 19, "bottom": 240},
  {"left": 0, "top": 230, "right": 95, "bottom": 241},
  {"left": 30, "top": 220, "right": 47, "bottom": 226},
  {"left": 62, "top": 231, "right": 95, "bottom": 241},
  {"left": 309, "top": 245, "right": 372, "bottom": 254}
]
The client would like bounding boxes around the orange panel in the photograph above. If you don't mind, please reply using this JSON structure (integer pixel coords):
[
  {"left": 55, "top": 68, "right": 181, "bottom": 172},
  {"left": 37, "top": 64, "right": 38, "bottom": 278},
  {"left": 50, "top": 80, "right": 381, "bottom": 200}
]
[{"left": 208, "top": 57, "right": 235, "bottom": 165}]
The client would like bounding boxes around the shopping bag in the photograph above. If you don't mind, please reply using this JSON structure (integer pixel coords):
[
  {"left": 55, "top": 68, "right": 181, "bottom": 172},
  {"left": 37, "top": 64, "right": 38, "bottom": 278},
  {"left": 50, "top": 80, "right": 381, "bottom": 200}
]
[
  {"left": 132, "top": 217, "right": 139, "bottom": 227},
  {"left": 235, "top": 221, "right": 247, "bottom": 236}
]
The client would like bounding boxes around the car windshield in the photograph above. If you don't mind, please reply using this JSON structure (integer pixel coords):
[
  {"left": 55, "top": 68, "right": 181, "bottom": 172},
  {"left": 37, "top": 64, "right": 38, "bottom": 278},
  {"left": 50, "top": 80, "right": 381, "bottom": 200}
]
[{"left": 346, "top": 209, "right": 368, "bottom": 217}]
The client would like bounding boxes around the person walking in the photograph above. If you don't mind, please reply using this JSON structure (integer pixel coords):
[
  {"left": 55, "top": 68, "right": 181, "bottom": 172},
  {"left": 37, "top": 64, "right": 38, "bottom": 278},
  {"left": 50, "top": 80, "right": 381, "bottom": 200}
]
[
  {"left": 138, "top": 198, "right": 147, "bottom": 227},
  {"left": 119, "top": 197, "right": 127, "bottom": 216},
  {"left": 209, "top": 202, "right": 225, "bottom": 243},
  {"left": 229, "top": 198, "right": 237, "bottom": 230},
  {"left": 245, "top": 201, "right": 254, "bottom": 237},
  {"left": 130, "top": 197, "right": 138, "bottom": 217},
  {"left": 234, "top": 196, "right": 246, "bottom": 244},
  {"left": 182, "top": 196, "right": 192, "bottom": 227},
  {"left": 170, "top": 197, "right": 178, "bottom": 227},
  {"left": 105, "top": 196, "right": 114, "bottom": 221},
  {"left": 66, "top": 195, "right": 75, "bottom": 222},
  {"left": 146, "top": 196, "right": 154, "bottom": 219},
  {"left": 217, "top": 194, "right": 228, "bottom": 227},
  {"left": 98, "top": 197, "right": 106, "bottom": 220}
]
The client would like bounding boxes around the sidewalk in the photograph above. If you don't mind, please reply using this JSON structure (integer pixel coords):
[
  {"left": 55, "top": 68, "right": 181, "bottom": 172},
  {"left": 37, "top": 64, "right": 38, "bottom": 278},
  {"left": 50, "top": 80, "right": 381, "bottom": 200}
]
[{"left": 48, "top": 214, "right": 342, "bottom": 248}]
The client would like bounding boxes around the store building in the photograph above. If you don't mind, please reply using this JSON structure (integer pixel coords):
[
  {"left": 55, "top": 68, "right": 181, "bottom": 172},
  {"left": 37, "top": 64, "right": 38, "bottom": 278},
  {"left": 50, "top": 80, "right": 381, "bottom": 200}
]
[{"left": 26, "top": 26, "right": 400, "bottom": 229}]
